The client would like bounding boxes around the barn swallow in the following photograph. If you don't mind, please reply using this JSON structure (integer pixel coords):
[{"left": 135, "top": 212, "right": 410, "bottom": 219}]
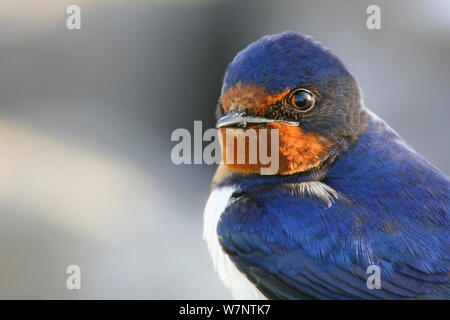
[{"left": 203, "top": 32, "right": 449, "bottom": 299}]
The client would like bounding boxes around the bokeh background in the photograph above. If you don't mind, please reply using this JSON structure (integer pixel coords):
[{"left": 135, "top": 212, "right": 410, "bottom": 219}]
[{"left": 0, "top": 0, "right": 448, "bottom": 299}]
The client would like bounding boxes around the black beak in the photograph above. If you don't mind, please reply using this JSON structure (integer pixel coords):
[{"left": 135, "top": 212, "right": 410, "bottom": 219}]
[{"left": 216, "top": 111, "right": 299, "bottom": 128}]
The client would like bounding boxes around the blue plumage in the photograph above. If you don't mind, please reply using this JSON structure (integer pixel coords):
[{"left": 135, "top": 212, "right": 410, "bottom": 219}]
[{"left": 208, "top": 31, "right": 450, "bottom": 299}]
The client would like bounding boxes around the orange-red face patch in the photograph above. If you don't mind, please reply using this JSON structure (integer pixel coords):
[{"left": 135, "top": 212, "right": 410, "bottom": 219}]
[
  {"left": 217, "top": 82, "right": 330, "bottom": 176},
  {"left": 218, "top": 124, "right": 331, "bottom": 176},
  {"left": 220, "top": 82, "right": 290, "bottom": 114},
  {"left": 270, "top": 123, "right": 331, "bottom": 174}
]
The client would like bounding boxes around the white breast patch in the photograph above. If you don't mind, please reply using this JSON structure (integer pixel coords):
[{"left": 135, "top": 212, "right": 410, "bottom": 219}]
[{"left": 203, "top": 186, "right": 267, "bottom": 300}]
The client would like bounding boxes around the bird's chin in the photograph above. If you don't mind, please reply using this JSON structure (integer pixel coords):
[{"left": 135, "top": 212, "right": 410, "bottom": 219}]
[
  {"left": 218, "top": 126, "right": 278, "bottom": 175},
  {"left": 218, "top": 125, "right": 331, "bottom": 176}
]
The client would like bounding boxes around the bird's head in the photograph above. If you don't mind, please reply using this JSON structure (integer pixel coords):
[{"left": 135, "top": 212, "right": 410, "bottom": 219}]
[{"left": 216, "top": 31, "right": 368, "bottom": 176}]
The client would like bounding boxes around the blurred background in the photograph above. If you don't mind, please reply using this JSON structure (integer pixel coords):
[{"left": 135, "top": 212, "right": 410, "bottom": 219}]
[{"left": 0, "top": 0, "right": 448, "bottom": 299}]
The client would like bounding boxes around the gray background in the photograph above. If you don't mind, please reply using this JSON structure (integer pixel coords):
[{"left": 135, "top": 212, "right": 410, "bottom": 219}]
[{"left": 0, "top": 0, "right": 448, "bottom": 298}]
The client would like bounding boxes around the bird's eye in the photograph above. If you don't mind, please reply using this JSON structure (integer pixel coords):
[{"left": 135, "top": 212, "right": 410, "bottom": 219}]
[{"left": 289, "top": 89, "right": 315, "bottom": 112}]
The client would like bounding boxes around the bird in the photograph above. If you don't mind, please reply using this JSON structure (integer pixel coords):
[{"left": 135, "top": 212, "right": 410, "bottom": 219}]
[{"left": 203, "top": 31, "right": 449, "bottom": 299}]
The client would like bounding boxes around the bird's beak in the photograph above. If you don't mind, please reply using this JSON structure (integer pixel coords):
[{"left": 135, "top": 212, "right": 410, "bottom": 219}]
[{"left": 216, "top": 111, "right": 299, "bottom": 128}]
